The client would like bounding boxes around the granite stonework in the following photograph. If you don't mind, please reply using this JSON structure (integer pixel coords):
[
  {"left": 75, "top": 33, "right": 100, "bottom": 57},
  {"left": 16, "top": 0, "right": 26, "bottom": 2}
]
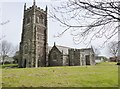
[{"left": 18, "top": 1, "right": 95, "bottom": 68}]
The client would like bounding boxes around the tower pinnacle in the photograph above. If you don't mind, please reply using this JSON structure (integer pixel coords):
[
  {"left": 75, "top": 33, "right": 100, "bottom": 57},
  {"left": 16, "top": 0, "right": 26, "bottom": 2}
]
[
  {"left": 45, "top": 5, "right": 48, "bottom": 11},
  {"left": 33, "top": 0, "right": 36, "bottom": 6},
  {"left": 24, "top": 3, "right": 26, "bottom": 11},
  {"left": 54, "top": 42, "right": 56, "bottom": 46}
]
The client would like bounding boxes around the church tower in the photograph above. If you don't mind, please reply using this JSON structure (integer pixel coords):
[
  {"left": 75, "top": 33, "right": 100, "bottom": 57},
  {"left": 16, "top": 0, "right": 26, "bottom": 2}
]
[{"left": 19, "top": 0, "right": 48, "bottom": 68}]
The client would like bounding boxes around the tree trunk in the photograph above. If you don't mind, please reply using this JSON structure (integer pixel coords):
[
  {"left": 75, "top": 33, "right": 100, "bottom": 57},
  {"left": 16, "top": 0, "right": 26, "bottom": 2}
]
[{"left": 2, "top": 55, "right": 5, "bottom": 65}]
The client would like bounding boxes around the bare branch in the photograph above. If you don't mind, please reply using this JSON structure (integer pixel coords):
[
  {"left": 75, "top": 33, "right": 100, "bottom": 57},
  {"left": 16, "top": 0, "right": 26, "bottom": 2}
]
[{"left": 50, "top": 0, "right": 119, "bottom": 46}]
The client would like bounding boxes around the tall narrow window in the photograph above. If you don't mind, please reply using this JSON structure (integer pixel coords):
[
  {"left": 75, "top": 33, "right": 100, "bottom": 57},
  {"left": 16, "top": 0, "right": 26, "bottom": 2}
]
[
  {"left": 26, "top": 17, "right": 31, "bottom": 24},
  {"left": 24, "top": 45, "right": 28, "bottom": 54},
  {"left": 53, "top": 52, "right": 57, "bottom": 59},
  {"left": 39, "top": 15, "right": 44, "bottom": 24},
  {"left": 36, "top": 16, "right": 39, "bottom": 23}
]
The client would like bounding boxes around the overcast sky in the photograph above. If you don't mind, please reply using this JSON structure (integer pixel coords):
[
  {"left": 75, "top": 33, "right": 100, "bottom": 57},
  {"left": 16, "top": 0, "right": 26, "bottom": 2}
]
[{"left": 0, "top": 0, "right": 118, "bottom": 58}]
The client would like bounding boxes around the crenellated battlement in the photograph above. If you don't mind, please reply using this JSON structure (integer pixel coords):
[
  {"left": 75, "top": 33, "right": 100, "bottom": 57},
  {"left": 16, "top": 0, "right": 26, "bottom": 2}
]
[
  {"left": 24, "top": 3, "right": 46, "bottom": 14},
  {"left": 75, "top": 49, "right": 80, "bottom": 52},
  {"left": 68, "top": 49, "right": 74, "bottom": 51}
]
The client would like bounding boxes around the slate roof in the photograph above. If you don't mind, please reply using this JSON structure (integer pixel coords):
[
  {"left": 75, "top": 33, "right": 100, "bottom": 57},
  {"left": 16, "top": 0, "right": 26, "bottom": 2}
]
[
  {"left": 48, "top": 45, "right": 94, "bottom": 55},
  {"left": 56, "top": 45, "right": 70, "bottom": 54},
  {"left": 48, "top": 45, "right": 71, "bottom": 55}
]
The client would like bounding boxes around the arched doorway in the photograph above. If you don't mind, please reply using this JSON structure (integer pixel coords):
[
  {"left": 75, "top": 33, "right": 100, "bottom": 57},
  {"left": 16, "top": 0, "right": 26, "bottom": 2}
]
[
  {"left": 23, "top": 59, "right": 26, "bottom": 68},
  {"left": 85, "top": 55, "right": 90, "bottom": 65}
]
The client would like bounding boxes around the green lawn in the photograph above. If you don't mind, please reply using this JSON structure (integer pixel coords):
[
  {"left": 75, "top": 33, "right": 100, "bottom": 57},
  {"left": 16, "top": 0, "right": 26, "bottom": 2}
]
[{"left": 1, "top": 62, "right": 118, "bottom": 87}]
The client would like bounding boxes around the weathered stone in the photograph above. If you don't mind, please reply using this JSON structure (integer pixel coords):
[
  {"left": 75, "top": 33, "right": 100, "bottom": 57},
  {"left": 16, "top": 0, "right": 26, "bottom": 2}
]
[
  {"left": 48, "top": 44, "right": 95, "bottom": 66},
  {"left": 19, "top": 2, "right": 47, "bottom": 68},
  {"left": 19, "top": 1, "right": 95, "bottom": 68}
]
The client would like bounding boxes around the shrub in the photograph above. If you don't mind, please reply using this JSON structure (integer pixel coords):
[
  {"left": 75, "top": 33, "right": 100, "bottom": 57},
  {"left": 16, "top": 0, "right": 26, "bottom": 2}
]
[{"left": 117, "top": 62, "right": 120, "bottom": 65}]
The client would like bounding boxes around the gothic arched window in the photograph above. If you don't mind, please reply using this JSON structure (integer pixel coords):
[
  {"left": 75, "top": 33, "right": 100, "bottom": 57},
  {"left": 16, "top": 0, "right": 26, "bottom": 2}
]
[
  {"left": 36, "top": 16, "right": 39, "bottom": 23},
  {"left": 26, "top": 17, "right": 31, "bottom": 24},
  {"left": 24, "top": 44, "right": 28, "bottom": 54},
  {"left": 39, "top": 15, "right": 44, "bottom": 24},
  {"left": 53, "top": 52, "right": 57, "bottom": 59}
]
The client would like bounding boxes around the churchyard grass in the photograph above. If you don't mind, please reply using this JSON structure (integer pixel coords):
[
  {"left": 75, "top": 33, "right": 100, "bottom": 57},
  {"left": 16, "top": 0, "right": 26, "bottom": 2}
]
[{"left": 2, "top": 62, "right": 118, "bottom": 87}]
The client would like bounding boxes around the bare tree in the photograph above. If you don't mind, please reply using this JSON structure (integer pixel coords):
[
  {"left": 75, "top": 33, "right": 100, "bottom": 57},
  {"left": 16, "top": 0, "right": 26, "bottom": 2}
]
[
  {"left": 108, "top": 41, "right": 118, "bottom": 57},
  {"left": 0, "top": 20, "right": 10, "bottom": 40},
  {"left": 50, "top": 0, "right": 119, "bottom": 46},
  {"left": 0, "top": 20, "right": 10, "bottom": 26},
  {"left": 118, "top": 41, "right": 120, "bottom": 63},
  {"left": 93, "top": 47, "right": 101, "bottom": 56},
  {"left": 0, "top": 40, "right": 14, "bottom": 65}
]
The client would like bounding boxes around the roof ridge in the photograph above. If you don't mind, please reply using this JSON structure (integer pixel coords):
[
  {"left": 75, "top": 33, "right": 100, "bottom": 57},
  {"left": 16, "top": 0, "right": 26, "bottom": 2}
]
[{"left": 56, "top": 45, "right": 74, "bottom": 49}]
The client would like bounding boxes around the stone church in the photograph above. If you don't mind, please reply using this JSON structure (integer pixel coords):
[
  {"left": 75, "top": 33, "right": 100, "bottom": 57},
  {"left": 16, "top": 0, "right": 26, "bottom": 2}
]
[
  {"left": 48, "top": 43, "right": 95, "bottom": 66},
  {"left": 18, "top": 1, "right": 95, "bottom": 68}
]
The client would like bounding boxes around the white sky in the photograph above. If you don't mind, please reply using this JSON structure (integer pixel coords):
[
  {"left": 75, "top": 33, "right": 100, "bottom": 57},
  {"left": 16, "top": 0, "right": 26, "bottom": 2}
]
[{"left": 0, "top": 0, "right": 118, "bottom": 58}]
